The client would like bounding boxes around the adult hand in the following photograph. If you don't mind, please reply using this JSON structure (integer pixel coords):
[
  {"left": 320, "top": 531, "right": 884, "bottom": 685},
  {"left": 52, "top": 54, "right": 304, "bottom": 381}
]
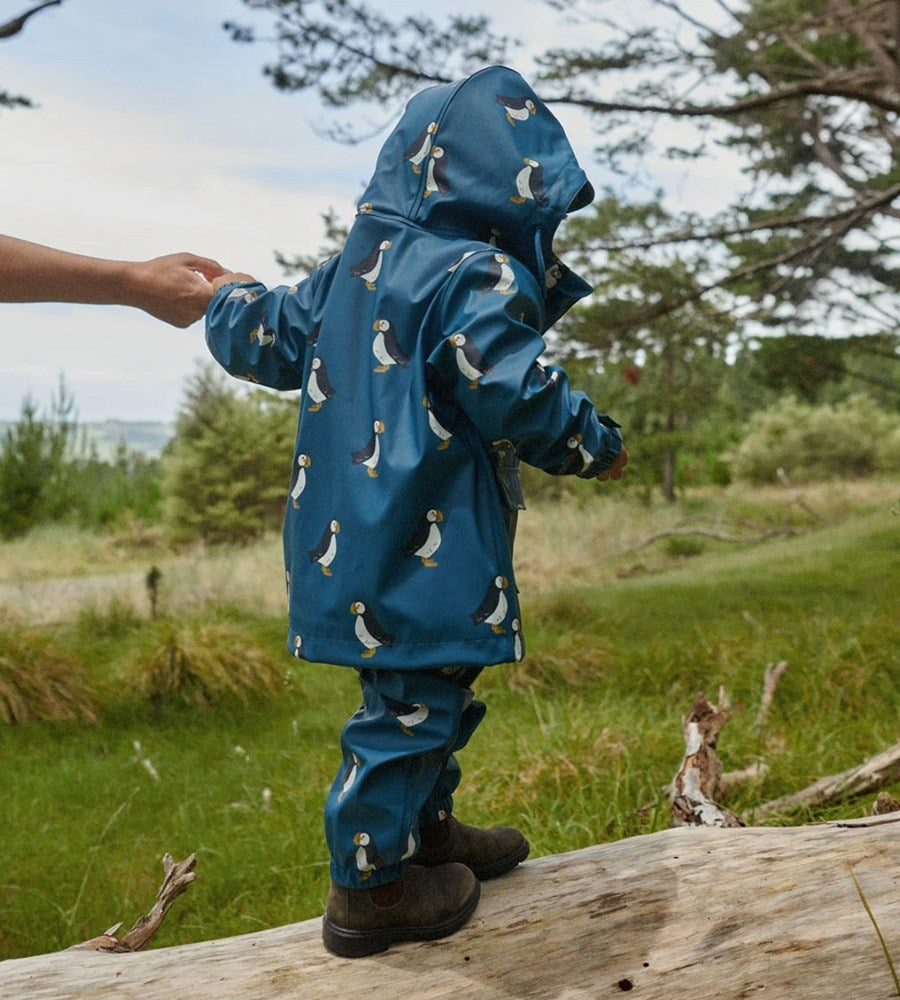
[
  {"left": 211, "top": 271, "right": 259, "bottom": 294},
  {"left": 126, "top": 252, "right": 227, "bottom": 328},
  {"left": 597, "top": 444, "right": 628, "bottom": 481}
]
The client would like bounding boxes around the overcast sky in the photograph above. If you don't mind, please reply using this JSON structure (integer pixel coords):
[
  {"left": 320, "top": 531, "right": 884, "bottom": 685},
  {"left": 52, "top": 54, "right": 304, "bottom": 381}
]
[{"left": 0, "top": 0, "right": 738, "bottom": 423}]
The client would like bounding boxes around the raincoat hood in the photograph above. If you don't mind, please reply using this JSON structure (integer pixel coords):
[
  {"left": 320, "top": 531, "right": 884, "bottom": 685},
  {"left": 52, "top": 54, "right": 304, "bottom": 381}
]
[{"left": 359, "top": 65, "right": 594, "bottom": 330}]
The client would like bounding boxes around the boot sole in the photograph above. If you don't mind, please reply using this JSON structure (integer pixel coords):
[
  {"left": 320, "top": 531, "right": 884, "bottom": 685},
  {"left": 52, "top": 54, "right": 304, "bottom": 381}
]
[
  {"left": 322, "top": 881, "right": 481, "bottom": 959},
  {"left": 469, "top": 838, "right": 530, "bottom": 881}
]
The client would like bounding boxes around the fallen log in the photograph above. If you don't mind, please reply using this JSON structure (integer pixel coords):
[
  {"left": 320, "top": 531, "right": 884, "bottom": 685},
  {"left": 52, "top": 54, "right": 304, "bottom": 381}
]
[{"left": 2, "top": 815, "right": 898, "bottom": 1000}]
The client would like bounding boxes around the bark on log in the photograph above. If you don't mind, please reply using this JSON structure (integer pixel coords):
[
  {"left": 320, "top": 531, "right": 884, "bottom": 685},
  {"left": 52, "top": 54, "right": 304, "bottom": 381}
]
[{"left": 2, "top": 816, "right": 898, "bottom": 1000}]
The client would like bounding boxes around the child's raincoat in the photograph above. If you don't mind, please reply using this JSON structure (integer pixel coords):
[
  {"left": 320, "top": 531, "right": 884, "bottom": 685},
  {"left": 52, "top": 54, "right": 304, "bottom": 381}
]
[{"left": 206, "top": 65, "right": 622, "bottom": 670}]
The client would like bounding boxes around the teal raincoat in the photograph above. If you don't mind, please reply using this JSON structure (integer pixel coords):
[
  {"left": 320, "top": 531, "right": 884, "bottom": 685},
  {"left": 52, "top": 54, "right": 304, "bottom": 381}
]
[{"left": 205, "top": 65, "right": 622, "bottom": 670}]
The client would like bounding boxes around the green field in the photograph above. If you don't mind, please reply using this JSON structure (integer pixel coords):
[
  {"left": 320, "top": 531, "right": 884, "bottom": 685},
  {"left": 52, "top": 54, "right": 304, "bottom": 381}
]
[{"left": 1, "top": 482, "right": 897, "bottom": 960}]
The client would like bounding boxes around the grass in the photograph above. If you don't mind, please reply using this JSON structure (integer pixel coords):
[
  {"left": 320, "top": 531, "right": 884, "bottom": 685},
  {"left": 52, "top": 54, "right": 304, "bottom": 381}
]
[{"left": 0, "top": 481, "right": 898, "bottom": 959}]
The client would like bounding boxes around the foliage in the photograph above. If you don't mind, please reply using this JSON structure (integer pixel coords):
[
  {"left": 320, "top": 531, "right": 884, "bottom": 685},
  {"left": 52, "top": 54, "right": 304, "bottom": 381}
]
[
  {"left": 0, "top": 382, "right": 165, "bottom": 539},
  {"left": 0, "top": 379, "right": 77, "bottom": 539},
  {"left": 731, "top": 394, "right": 900, "bottom": 483},
  {"left": 228, "top": 0, "right": 899, "bottom": 335},
  {"left": 0, "top": 626, "right": 97, "bottom": 724},
  {"left": 162, "top": 364, "right": 298, "bottom": 545},
  {"left": 742, "top": 332, "right": 900, "bottom": 408},
  {"left": 135, "top": 621, "right": 288, "bottom": 708}
]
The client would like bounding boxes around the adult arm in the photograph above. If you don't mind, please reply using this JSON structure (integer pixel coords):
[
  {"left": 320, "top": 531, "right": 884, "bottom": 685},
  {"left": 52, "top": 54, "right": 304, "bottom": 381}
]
[{"left": 0, "top": 234, "right": 224, "bottom": 327}]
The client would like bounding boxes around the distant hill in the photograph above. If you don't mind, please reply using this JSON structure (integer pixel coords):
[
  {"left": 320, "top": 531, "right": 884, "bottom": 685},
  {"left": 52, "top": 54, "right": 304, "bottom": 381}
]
[{"left": 0, "top": 420, "right": 174, "bottom": 461}]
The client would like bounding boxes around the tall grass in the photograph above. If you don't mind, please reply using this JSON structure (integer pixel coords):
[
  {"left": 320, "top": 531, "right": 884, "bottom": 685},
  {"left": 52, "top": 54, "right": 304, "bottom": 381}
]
[{"left": 0, "top": 484, "right": 897, "bottom": 959}]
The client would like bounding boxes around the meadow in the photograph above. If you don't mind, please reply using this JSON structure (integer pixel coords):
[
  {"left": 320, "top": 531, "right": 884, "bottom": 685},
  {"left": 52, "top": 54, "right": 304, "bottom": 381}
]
[{"left": 0, "top": 479, "right": 897, "bottom": 960}]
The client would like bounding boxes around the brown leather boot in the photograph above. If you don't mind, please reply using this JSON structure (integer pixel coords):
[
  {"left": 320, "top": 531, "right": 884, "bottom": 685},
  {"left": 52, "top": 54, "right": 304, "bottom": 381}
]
[
  {"left": 416, "top": 816, "right": 529, "bottom": 880},
  {"left": 322, "top": 862, "right": 480, "bottom": 958}
]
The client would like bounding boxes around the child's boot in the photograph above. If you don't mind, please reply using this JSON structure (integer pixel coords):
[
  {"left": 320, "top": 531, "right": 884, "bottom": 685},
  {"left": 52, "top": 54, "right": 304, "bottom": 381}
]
[
  {"left": 416, "top": 815, "right": 529, "bottom": 880},
  {"left": 322, "top": 862, "right": 479, "bottom": 958}
]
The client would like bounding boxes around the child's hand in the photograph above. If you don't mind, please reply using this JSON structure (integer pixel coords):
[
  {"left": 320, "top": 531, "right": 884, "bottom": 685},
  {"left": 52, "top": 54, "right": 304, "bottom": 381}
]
[
  {"left": 211, "top": 272, "right": 258, "bottom": 294},
  {"left": 597, "top": 444, "right": 628, "bottom": 481}
]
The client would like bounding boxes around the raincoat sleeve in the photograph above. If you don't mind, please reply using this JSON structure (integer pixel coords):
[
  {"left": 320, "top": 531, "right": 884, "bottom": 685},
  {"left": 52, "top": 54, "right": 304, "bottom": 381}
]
[
  {"left": 427, "top": 254, "right": 622, "bottom": 477},
  {"left": 205, "top": 278, "right": 314, "bottom": 391}
]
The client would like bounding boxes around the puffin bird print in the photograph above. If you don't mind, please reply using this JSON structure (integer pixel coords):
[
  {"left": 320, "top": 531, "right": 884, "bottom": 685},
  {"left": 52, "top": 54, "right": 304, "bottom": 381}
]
[
  {"left": 307, "top": 321, "right": 321, "bottom": 349},
  {"left": 350, "top": 600, "right": 395, "bottom": 658},
  {"left": 422, "top": 146, "right": 450, "bottom": 198},
  {"left": 496, "top": 93, "right": 537, "bottom": 126},
  {"left": 481, "top": 253, "right": 516, "bottom": 295},
  {"left": 226, "top": 286, "right": 258, "bottom": 304},
  {"left": 338, "top": 752, "right": 362, "bottom": 802},
  {"left": 293, "top": 633, "right": 304, "bottom": 659},
  {"left": 510, "top": 157, "right": 547, "bottom": 205},
  {"left": 511, "top": 618, "right": 524, "bottom": 661},
  {"left": 309, "top": 519, "right": 340, "bottom": 576},
  {"left": 404, "top": 508, "right": 444, "bottom": 567},
  {"left": 350, "top": 239, "right": 392, "bottom": 290},
  {"left": 307, "top": 356, "right": 335, "bottom": 411},
  {"left": 383, "top": 695, "right": 430, "bottom": 736},
  {"left": 423, "top": 395, "right": 452, "bottom": 450},
  {"left": 352, "top": 419, "right": 385, "bottom": 477},
  {"left": 448, "top": 249, "right": 478, "bottom": 273},
  {"left": 250, "top": 318, "right": 276, "bottom": 346},
  {"left": 470, "top": 575, "right": 509, "bottom": 634},
  {"left": 290, "top": 453, "right": 311, "bottom": 508},
  {"left": 450, "top": 332, "right": 492, "bottom": 389},
  {"left": 566, "top": 433, "right": 594, "bottom": 473},
  {"left": 371, "top": 318, "right": 409, "bottom": 372},
  {"left": 354, "top": 831, "right": 382, "bottom": 880},
  {"left": 403, "top": 120, "right": 438, "bottom": 173}
]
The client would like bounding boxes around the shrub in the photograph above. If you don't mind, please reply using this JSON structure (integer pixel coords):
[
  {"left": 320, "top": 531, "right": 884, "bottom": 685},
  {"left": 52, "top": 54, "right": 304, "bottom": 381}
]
[
  {"left": 162, "top": 366, "right": 298, "bottom": 545},
  {"left": 0, "top": 628, "right": 98, "bottom": 724},
  {"left": 135, "top": 622, "right": 287, "bottom": 708},
  {"left": 731, "top": 395, "right": 900, "bottom": 484}
]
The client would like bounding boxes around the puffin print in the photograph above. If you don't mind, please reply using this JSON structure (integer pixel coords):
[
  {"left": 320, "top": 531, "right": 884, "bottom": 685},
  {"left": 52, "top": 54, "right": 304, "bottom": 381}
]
[
  {"left": 352, "top": 420, "right": 385, "bottom": 477},
  {"left": 309, "top": 518, "right": 340, "bottom": 576},
  {"left": 404, "top": 508, "right": 444, "bottom": 567},
  {"left": 307, "top": 356, "right": 335, "bottom": 411},
  {"left": 293, "top": 633, "right": 304, "bottom": 659},
  {"left": 496, "top": 93, "right": 537, "bottom": 126},
  {"left": 226, "top": 287, "right": 258, "bottom": 304},
  {"left": 308, "top": 321, "right": 321, "bottom": 348},
  {"left": 448, "top": 250, "right": 478, "bottom": 273},
  {"left": 401, "top": 829, "right": 417, "bottom": 860},
  {"left": 511, "top": 618, "right": 524, "bottom": 661},
  {"left": 510, "top": 157, "right": 548, "bottom": 205},
  {"left": 545, "top": 262, "right": 563, "bottom": 289},
  {"left": 470, "top": 575, "right": 509, "bottom": 634},
  {"left": 422, "top": 146, "right": 450, "bottom": 198},
  {"left": 290, "top": 453, "right": 312, "bottom": 508},
  {"left": 383, "top": 695, "right": 430, "bottom": 736},
  {"left": 350, "top": 239, "right": 392, "bottom": 290},
  {"left": 350, "top": 601, "right": 394, "bottom": 658},
  {"left": 354, "top": 831, "right": 382, "bottom": 880},
  {"left": 481, "top": 253, "right": 516, "bottom": 295},
  {"left": 371, "top": 319, "right": 410, "bottom": 372},
  {"left": 250, "top": 318, "right": 276, "bottom": 346},
  {"left": 450, "top": 332, "right": 493, "bottom": 389},
  {"left": 338, "top": 752, "right": 362, "bottom": 802},
  {"left": 423, "top": 395, "right": 452, "bottom": 450},
  {"left": 566, "top": 433, "right": 594, "bottom": 473},
  {"left": 535, "top": 362, "right": 560, "bottom": 389},
  {"left": 357, "top": 201, "right": 374, "bottom": 214},
  {"left": 404, "top": 121, "right": 438, "bottom": 173}
]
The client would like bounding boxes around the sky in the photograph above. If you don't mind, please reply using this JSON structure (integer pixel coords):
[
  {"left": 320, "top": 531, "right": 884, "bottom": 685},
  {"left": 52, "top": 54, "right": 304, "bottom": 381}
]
[{"left": 0, "top": 0, "right": 740, "bottom": 423}]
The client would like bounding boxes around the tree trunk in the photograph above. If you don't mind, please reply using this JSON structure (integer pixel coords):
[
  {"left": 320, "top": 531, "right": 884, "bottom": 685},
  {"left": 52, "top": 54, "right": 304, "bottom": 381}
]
[{"left": 2, "top": 816, "right": 898, "bottom": 1000}]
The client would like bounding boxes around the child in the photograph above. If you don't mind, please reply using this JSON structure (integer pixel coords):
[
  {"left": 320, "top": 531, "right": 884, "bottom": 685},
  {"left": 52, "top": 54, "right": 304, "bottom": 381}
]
[{"left": 205, "top": 65, "right": 626, "bottom": 958}]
